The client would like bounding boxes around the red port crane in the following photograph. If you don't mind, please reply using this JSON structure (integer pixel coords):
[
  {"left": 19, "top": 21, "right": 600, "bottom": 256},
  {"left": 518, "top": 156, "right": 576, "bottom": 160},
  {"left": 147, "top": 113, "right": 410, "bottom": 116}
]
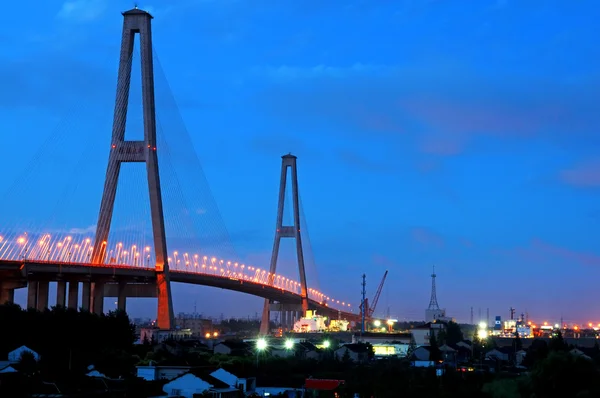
[{"left": 360, "top": 270, "right": 388, "bottom": 321}]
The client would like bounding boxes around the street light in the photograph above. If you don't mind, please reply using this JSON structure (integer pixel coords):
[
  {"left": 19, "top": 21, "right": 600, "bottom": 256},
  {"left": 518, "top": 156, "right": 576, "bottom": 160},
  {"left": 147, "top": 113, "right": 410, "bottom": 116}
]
[
  {"left": 256, "top": 338, "right": 267, "bottom": 367},
  {"left": 257, "top": 338, "right": 267, "bottom": 350},
  {"left": 373, "top": 320, "right": 381, "bottom": 328},
  {"left": 284, "top": 339, "right": 294, "bottom": 349},
  {"left": 322, "top": 340, "right": 331, "bottom": 349},
  {"left": 477, "top": 322, "right": 488, "bottom": 340}
]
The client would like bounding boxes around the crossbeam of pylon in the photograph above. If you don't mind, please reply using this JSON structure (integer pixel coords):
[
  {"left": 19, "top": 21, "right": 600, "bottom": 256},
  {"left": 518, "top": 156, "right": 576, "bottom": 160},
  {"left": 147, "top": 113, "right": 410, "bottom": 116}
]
[
  {"left": 259, "top": 154, "right": 309, "bottom": 335},
  {"left": 91, "top": 7, "right": 174, "bottom": 329}
]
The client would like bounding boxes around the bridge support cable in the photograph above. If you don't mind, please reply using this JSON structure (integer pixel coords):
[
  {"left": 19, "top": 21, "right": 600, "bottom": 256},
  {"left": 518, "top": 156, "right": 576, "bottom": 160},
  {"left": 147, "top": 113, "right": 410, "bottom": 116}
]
[
  {"left": 151, "top": 49, "right": 240, "bottom": 264},
  {"left": 0, "top": 93, "right": 107, "bottom": 263},
  {"left": 298, "top": 193, "right": 322, "bottom": 302}
]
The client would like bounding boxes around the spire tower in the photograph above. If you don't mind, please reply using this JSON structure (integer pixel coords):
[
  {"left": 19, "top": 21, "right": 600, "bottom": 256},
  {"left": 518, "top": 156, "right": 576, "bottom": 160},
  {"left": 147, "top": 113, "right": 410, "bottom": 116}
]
[
  {"left": 428, "top": 265, "right": 440, "bottom": 310},
  {"left": 425, "top": 265, "right": 446, "bottom": 322}
]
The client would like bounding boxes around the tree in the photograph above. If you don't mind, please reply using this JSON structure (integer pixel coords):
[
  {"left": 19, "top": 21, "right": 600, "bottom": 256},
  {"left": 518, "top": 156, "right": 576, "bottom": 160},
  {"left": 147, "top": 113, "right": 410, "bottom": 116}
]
[
  {"left": 513, "top": 330, "right": 523, "bottom": 351},
  {"left": 531, "top": 351, "right": 600, "bottom": 397},
  {"left": 548, "top": 330, "right": 568, "bottom": 352},
  {"left": 522, "top": 339, "right": 548, "bottom": 369},
  {"left": 18, "top": 350, "right": 38, "bottom": 376},
  {"left": 445, "top": 321, "right": 464, "bottom": 346},
  {"left": 428, "top": 331, "right": 442, "bottom": 362},
  {"left": 0, "top": 303, "right": 139, "bottom": 378},
  {"left": 406, "top": 336, "right": 417, "bottom": 359}
]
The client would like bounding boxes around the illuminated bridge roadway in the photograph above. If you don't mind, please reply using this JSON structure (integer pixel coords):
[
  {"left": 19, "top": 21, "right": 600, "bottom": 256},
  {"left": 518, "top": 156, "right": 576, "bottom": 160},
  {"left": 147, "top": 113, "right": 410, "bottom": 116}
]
[{"left": 0, "top": 259, "right": 360, "bottom": 323}]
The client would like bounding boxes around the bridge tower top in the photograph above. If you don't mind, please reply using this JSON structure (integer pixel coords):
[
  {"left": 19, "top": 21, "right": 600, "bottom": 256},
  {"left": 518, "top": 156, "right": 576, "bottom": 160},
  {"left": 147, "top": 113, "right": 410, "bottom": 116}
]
[{"left": 122, "top": 7, "right": 153, "bottom": 18}]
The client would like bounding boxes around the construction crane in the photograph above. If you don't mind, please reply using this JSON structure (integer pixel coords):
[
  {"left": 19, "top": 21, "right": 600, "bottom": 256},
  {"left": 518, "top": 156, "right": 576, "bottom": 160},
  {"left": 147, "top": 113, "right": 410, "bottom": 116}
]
[{"left": 360, "top": 270, "right": 388, "bottom": 321}]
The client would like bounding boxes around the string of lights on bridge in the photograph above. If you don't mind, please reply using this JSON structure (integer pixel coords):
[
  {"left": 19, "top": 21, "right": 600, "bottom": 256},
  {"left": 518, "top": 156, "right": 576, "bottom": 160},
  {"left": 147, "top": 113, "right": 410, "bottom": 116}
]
[{"left": 0, "top": 233, "right": 352, "bottom": 311}]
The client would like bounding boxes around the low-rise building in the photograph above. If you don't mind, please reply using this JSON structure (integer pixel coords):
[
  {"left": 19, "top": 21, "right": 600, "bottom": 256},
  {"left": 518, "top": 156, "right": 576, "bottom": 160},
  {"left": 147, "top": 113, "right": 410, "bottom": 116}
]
[
  {"left": 175, "top": 314, "right": 215, "bottom": 338},
  {"left": 334, "top": 344, "right": 371, "bottom": 363},
  {"left": 136, "top": 365, "right": 192, "bottom": 381},
  {"left": 270, "top": 341, "right": 320, "bottom": 360},
  {"left": 411, "top": 346, "right": 431, "bottom": 361},
  {"left": 8, "top": 346, "right": 39, "bottom": 363},
  {"left": 485, "top": 348, "right": 510, "bottom": 362},
  {"left": 140, "top": 327, "right": 192, "bottom": 343},
  {"left": 213, "top": 341, "right": 251, "bottom": 356},
  {"left": 352, "top": 332, "right": 412, "bottom": 345},
  {"left": 162, "top": 371, "right": 239, "bottom": 398},
  {"left": 210, "top": 368, "right": 256, "bottom": 394},
  {"left": 372, "top": 344, "right": 409, "bottom": 358}
]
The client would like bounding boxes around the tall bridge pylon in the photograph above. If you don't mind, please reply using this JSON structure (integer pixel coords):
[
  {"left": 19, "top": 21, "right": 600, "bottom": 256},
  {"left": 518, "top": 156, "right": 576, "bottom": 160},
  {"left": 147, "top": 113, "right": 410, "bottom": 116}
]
[
  {"left": 260, "top": 154, "right": 309, "bottom": 335},
  {"left": 91, "top": 7, "right": 174, "bottom": 329}
]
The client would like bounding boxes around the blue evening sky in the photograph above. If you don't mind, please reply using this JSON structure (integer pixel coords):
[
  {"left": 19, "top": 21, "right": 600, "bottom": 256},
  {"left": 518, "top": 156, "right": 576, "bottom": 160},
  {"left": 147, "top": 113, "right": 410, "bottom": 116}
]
[{"left": 1, "top": 0, "right": 599, "bottom": 325}]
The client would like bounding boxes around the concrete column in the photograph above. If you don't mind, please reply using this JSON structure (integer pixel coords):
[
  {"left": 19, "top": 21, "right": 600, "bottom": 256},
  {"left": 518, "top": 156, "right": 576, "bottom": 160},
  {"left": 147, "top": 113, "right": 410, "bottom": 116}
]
[
  {"left": 282, "top": 311, "right": 288, "bottom": 329},
  {"left": 81, "top": 282, "right": 91, "bottom": 312},
  {"left": 56, "top": 281, "right": 67, "bottom": 307},
  {"left": 117, "top": 282, "right": 127, "bottom": 312},
  {"left": 68, "top": 282, "right": 79, "bottom": 309},
  {"left": 0, "top": 286, "right": 14, "bottom": 305},
  {"left": 36, "top": 281, "right": 49, "bottom": 311},
  {"left": 27, "top": 282, "right": 38, "bottom": 309},
  {"left": 92, "top": 281, "right": 104, "bottom": 315}
]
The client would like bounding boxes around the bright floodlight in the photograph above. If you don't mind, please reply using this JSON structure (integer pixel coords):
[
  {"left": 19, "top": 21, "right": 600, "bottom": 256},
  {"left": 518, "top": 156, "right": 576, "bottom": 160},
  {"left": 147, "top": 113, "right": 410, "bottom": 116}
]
[
  {"left": 478, "top": 321, "right": 487, "bottom": 330},
  {"left": 373, "top": 320, "right": 381, "bottom": 327},
  {"left": 477, "top": 329, "right": 488, "bottom": 340},
  {"left": 386, "top": 319, "right": 395, "bottom": 326},
  {"left": 284, "top": 339, "right": 294, "bottom": 349},
  {"left": 322, "top": 340, "right": 331, "bottom": 349},
  {"left": 256, "top": 338, "right": 268, "bottom": 350}
]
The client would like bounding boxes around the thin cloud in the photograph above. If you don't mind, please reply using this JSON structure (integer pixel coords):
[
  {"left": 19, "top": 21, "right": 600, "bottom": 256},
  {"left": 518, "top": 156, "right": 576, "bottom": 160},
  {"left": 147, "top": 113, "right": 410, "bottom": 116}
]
[
  {"left": 559, "top": 160, "right": 600, "bottom": 188},
  {"left": 255, "top": 62, "right": 600, "bottom": 156},
  {"left": 411, "top": 226, "right": 445, "bottom": 248},
  {"left": 68, "top": 225, "right": 97, "bottom": 235},
  {"left": 508, "top": 238, "right": 600, "bottom": 268},
  {"left": 337, "top": 150, "right": 389, "bottom": 173},
  {"left": 258, "top": 63, "right": 392, "bottom": 81},
  {"left": 57, "top": 0, "right": 107, "bottom": 22}
]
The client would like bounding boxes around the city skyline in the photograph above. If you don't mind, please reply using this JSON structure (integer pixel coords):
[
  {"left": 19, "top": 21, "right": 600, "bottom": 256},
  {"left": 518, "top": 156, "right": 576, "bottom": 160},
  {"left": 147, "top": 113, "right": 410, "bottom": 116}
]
[{"left": 0, "top": 0, "right": 599, "bottom": 324}]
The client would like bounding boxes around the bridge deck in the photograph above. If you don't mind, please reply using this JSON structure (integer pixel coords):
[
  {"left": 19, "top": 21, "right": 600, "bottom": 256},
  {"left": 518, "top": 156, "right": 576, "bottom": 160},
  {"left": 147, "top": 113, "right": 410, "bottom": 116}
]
[{"left": 0, "top": 260, "right": 359, "bottom": 321}]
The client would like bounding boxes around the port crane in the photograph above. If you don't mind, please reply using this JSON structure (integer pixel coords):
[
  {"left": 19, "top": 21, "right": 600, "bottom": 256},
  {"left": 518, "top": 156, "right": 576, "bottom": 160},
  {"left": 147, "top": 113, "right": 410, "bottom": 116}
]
[{"left": 360, "top": 270, "right": 388, "bottom": 321}]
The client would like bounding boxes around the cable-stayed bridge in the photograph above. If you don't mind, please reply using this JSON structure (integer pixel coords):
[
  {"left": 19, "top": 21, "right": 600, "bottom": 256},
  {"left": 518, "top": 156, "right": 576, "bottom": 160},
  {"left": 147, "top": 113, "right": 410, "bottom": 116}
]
[{"left": 0, "top": 7, "right": 357, "bottom": 334}]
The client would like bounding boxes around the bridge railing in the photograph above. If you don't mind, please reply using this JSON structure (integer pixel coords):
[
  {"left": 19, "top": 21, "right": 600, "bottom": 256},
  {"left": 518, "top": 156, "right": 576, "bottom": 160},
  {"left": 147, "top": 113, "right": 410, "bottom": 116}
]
[{"left": 0, "top": 232, "right": 352, "bottom": 311}]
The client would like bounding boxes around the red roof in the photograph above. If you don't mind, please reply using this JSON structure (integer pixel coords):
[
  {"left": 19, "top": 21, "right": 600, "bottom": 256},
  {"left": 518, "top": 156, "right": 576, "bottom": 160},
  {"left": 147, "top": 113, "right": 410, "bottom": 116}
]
[{"left": 305, "top": 379, "right": 345, "bottom": 390}]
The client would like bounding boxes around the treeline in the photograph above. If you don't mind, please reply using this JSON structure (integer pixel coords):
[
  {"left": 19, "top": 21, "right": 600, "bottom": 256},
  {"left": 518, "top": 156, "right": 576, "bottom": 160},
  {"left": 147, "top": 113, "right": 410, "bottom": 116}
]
[{"left": 0, "top": 303, "right": 138, "bottom": 379}]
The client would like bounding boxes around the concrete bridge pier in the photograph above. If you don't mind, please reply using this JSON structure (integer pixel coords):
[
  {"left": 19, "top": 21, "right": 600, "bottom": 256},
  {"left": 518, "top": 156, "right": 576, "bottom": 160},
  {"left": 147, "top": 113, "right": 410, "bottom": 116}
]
[
  {"left": 91, "top": 281, "right": 105, "bottom": 315},
  {"left": 269, "top": 302, "right": 303, "bottom": 330},
  {"left": 0, "top": 288, "right": 14, "bottom": 305},
  {"left": 27, "top": 281, "right": 38, "bottom": 309},
  {"left": 117, "top": 282, "right": 127, "bottom": 312},
  {"left": 36, "top": 281, "right": 49, "bottom": 311},
  {"left": 56, "top": 281, "right": 67, "bottom": 307},
  {"left": 81, "top": 282, "right": 91, "bottom": 311},
  {"left": 68, "top": 282, "right": 79, "bottom": 309},
  {"left": 0, "top": 281, "right": 21, "bottom": 305},
  {"left": 26, "top": 281, "right": 50, "bottom": 310}
]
